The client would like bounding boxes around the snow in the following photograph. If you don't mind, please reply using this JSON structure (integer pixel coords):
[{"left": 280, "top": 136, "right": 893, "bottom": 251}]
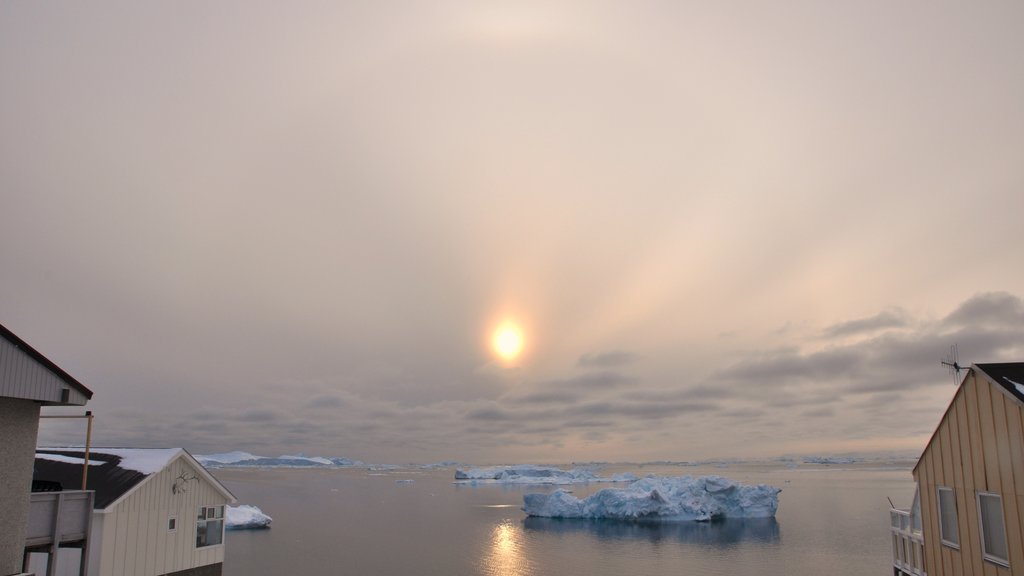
[
  {"left": 39, "top": 448, "right": 181, "bottom": 475},
  {"left": 522, "top": 475, "right": 780, "bottom": 521},
  {"left": 1004, "top": 377, "right": 1024, "bottom": 396},
  {"left": 226, "top": 505, "right": 272, "bottom": 530},
  {"left": 36, "top": 454, "right": 106, "bottom": 466},
  {"left": 454, "top": 465, "right": 641, "bottom": 485}
]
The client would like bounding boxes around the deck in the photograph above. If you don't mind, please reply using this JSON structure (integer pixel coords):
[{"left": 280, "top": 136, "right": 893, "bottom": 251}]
[{"left": 891, "top": 508, "right": 926, "bottom": 576}]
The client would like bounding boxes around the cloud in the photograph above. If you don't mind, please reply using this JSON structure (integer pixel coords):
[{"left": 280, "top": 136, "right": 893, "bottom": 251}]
[
  {"left": 577, "top": 351, "right": 639, "bottom": 368},
  {"left": 821, "top": 308, "right": 909, "bottom": 338},
  {"left": 236, "top": 409, "right": 282, "bottom": 422},
  {"left": 304, "top": 394, "right": 345, "bottom": 409},
  {"left": 503, "top": 391, "right": 581, "bottom": 405},
  {"left": 943, "top": 292, "right": 1024, "bottom": 329},
  {"left": 545, "top": 371, "right": 631, "bottom": 390},
  {"left": 567, "top": 400, "right": 717, "bottom": 419}
]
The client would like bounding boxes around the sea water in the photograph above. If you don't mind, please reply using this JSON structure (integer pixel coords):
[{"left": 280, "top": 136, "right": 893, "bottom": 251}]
[{"left": 217, "top": 462, "right": 915, "bottom": 576}]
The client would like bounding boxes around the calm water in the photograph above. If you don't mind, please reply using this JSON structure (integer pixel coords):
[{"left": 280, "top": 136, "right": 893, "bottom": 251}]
[{"left": 217, "top": 463, "right": 915, "bottom": 576}]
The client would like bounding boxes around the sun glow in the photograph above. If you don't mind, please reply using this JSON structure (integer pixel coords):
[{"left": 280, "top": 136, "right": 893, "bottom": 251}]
[{"left": 492, "top": 323, "right": 524, "bottom": 362}]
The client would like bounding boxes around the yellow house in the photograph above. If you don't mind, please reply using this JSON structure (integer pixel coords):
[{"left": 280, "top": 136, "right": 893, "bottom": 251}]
[{"left": 892, "top": 363, "right": 1024, "bottom": 576}]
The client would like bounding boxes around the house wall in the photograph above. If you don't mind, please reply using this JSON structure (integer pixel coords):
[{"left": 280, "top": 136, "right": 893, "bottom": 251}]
[
  {"left": 0, "top": 336, "right": 88, "bottom": 405},
  {"left": 0, "top": 397, "right": 40, "bottom": 576},
  {"left": 94, "top": 456, "right": 228, "bottom": 576},
  {"left": 915, "top": 370, "right": 1024, "bottom": 576}
]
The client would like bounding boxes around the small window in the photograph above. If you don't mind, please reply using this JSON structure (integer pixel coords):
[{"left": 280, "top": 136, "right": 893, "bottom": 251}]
[
  {"left": 978, "top": 492, "right": 1009, "bottom": 566},
  {"left": 910, "top": 487, "right": 922, "bottom": 534},
  {"left": 196, "top": 505, "right": 224, "bottom": 548},
  {"left": 168, "top": 517, "right": 177, "bottom": 532},
  {"left": 938, "top": 487, "right": 959, "bottom": 547}
]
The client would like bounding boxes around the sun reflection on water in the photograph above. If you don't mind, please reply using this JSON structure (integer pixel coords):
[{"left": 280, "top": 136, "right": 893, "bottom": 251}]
[{"left": 482, "top": 520, "right": 534, "bottom": 576}]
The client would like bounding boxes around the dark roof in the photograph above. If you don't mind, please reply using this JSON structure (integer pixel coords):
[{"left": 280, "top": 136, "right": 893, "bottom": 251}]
[
  {"left": 33, "top": 449, "right": 174, "bottom": 509},
  {"left": 976, "top": 363, "right": 1024, "bottom": 405},
  {"left": 0, "top": 322, "right": 93, "bottom": 400}
]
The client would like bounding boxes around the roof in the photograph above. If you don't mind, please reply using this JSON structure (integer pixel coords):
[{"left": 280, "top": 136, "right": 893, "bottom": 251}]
[
  {"left": 912, "top": 363, "right": 1024, "bottom": 475},
  {"left": 0, "top": 322, "right": 93, "bottom": 401},
  {"left": 34, "top": 448, "right": 235, "bottom": 510},
  {"left": 976, "top": 363, "right": 1024, "bottom": 405}
]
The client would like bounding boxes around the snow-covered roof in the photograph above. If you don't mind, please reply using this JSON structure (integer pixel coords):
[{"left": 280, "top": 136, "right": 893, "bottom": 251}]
[
  {"left": 976, "top": 363, "right": 1024, "bottom": 405},
  {"left": 34, "top": 448, "right": 235, "bottom": 510}
]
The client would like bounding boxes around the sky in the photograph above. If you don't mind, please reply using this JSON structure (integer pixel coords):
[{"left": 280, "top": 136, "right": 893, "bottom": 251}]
[{"left": 2, "top": 1, "right": 1023, "bottom": 464}]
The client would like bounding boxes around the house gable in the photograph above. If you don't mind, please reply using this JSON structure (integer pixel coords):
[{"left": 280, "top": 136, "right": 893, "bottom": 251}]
[
  {"left": 0, "top": 322, "right": 92, "bottom": 405},
  {"left": 96, "top": 453, "right": 236, "bottom": 576},
  {"left": 913, "top": 365, "right": 1024, "bottom": 575}
]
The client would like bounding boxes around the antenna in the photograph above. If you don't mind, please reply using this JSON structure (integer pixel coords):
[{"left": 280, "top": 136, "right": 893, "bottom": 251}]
[{"left": 940, "top": 344, "right": 967, "bottom": 384}]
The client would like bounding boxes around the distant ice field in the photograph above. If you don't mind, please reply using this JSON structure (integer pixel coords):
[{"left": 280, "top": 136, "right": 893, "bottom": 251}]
[{"left": 216, "top": 460, "right": 915, "bottom": 576}]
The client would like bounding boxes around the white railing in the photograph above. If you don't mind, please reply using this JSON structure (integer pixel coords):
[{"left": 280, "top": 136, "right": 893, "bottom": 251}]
[
  {"left": 891, "top": 508, "right": 926, "bottom": 576},
  {"left": 25, "top": 490, "right": 93, "bottom": 548}
]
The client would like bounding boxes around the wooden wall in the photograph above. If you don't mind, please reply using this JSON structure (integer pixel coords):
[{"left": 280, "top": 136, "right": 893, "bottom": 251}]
[
  {"left": 95, "top": 455, "right": 229, "bottom": 576},
  {"left": 0, "top": 336, "right": 89, "bottom": 405},
  {"left": 915, "top": 369, "right": 1024, "bottom": 576}
]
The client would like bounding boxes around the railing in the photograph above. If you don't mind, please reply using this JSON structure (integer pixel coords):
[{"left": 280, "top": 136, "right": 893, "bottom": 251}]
[
  {"left": 891, "top": 508, "right": 926, "bottom": 576},
  {"left": 25, "top": 490, "right": 93, "bottom": 548}
]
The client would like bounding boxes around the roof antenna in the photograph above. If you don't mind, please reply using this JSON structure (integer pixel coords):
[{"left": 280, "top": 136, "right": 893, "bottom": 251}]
[{"left": 941, "top": 344, "right": 967, "bottom": 384}]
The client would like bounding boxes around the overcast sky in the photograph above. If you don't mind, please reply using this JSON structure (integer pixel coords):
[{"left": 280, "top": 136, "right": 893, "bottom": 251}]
[{"left": 3, "top": 1, "right": 1023, "bottom": 464}]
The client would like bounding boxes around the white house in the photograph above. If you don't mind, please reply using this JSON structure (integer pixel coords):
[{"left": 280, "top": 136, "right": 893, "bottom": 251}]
[{"left": 30, "top": 448, "right": 236, "bottom": 576}]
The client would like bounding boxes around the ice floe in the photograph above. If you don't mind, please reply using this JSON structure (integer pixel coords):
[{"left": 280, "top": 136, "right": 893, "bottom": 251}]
[
  {"left": 226, "top": 505, "right": 272, "bottom": 530},
  {"left": 522, "top": 475, "right": 780, "bottom": 521}
]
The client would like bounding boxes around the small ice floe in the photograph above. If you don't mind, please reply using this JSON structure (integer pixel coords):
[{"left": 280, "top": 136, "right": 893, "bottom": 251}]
[
  {"left": 522, "top": 475, "right": 780, "bottom": 521},
  {"left": 454, "top": 465, "right": 637, "bottom": 485},
  {"left": 226, "top": 505, "right": 272, "bottom": 530}
]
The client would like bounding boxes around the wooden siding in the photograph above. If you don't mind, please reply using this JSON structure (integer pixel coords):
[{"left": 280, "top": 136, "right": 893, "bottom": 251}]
[
  {"left": 915, "top": 370, "right": 1024, "bottom": 576},
  {"left": 95, "top": 455, "right": 229, "bottom": 576},
  {"left": 0, "top": 336, "right": 88, "bottom": 405}
]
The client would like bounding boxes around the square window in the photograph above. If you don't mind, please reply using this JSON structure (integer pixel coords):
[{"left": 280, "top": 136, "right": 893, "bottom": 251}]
[
  {"left": 978, "top": 492, "right": 1009, "bottom": 566},
  {"left": 196, "top": 505, "right": 225, "bottom": 548},
  {"left": 938, "top": 487, "right": 959, "bottom": 547}
]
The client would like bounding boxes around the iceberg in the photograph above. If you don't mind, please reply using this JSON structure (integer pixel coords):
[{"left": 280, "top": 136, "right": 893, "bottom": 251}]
[
  {"left": 802, "top": 456, "right": 857, "bottom": 465},
  {"left": 195, "top": 452, "right": 365, "bottom": 468},
  {"left": 196, "top": 451, "right": 259, "bottom": 466},
  {"left": 454, "top": 465, "right": 605, "bottom": 485},
  {"left": 522, "top": 475, "right": 780, "bottom": 521},
  {"left": 226, "top": 505, "right": 272, "bottom": 530}
]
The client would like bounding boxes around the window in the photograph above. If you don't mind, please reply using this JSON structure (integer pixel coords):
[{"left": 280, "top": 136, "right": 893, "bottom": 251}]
[
  {"left": 978, "top": 492, "right": 1009, "bottom": 566},
  {"left": 910, "top": 487, "right": 922, "bottom": 534},
  {"left": 937, "top": 487, "right": 959, "bottom": 547},
  {"left": 168, "top": 517, "right": 177, "bottom": 532},
  {"left": 196, "top": 506, "right": 224, "bottom": 548}
]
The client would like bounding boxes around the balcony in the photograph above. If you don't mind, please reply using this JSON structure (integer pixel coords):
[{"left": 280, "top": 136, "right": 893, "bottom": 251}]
[
  {"left": 891, "top": 508, "right": 926, "bottom": 576},
  {"left": 24, "top": 490, "right": 94, "bottom": 576}
]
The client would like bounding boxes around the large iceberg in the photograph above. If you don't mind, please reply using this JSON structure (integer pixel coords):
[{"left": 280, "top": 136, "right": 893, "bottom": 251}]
[
  {"left": 522, "top": 475, "right": 780, "bottom": 521},
  {"left": 226, "top": 505, "right": 272, "bottom": 530},
  {"left": 454, "top": 465, "right": 638, "bottom": 485},
  {"left": 195, "top": 452, "right": 364, "bottom": 468}
]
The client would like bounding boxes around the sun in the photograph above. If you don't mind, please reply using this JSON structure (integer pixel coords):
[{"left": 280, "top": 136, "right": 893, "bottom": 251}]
[{"left": 492, "top": 323, "right": 524, "bottom": 361}]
